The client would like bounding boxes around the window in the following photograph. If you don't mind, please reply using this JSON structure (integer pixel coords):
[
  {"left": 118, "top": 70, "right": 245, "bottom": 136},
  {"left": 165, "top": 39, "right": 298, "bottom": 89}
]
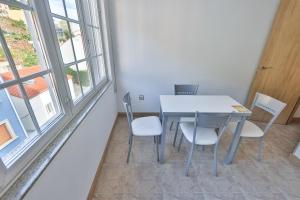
[
  {"left": 45, "top": 102, "right": 54, "bottom": 114},
  {"left": 81, "top": 0, "right": 107, "bottom": 84},
  {"left": 0, "top": 0, "right": 109, "bottom": 192},
  {"left": 0, "top": 1, "right": 62, "bottom": 163},
  {"left": 47, "top": 0, "right": 107, "bottom": 103}
]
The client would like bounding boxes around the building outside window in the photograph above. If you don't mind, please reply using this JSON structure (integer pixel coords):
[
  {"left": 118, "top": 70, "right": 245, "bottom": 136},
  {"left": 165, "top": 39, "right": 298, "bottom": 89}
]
[{"left": 0, "top": 2, "right": 61, "bottom": 163}]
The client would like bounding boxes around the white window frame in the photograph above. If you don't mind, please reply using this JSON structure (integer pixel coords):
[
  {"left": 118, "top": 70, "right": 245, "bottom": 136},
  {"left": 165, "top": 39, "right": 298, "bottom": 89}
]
[
  {"left": 44, "top": 0, "right": 109, "bottom": 114},
  {"left": 0, "top": 0, "right": 111, "bottom": 194}
]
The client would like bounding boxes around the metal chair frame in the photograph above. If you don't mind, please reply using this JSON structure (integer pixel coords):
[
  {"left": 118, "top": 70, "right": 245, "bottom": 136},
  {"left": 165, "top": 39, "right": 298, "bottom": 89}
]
[
  {"left": 169, "top": 84, "right": 199, "bottom": 147},
  {"left": 178, "top": 112, "right": 232, "bottom": 176},
  {"left": 238, "top": 92, "right": 286, "bottom": 161},
  {"left": 123, "top": 92, "right": 161, "bottom": 163}
]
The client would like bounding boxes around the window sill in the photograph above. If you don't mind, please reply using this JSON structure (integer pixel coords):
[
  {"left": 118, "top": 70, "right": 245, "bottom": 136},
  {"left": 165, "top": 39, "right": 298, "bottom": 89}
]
[{"left": 0, "top": 81, "right": 113, "bottom": 200}]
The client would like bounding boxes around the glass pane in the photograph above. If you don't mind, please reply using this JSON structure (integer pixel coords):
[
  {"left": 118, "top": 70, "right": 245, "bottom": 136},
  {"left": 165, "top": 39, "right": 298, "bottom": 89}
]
[
  {"left": 48, "top": 0, "right": 65, "bottom": 17},
  {"left": 70, "top": 22, "right": 85, "bottom": 60},
  {"left": 77, "top": 61, "right": 92, "bottom": 93},
  {"left": 17, "top": 0, "right": 28, "bottom": 4},
  {"left": 65, "top": 0, "right": 78, "bottom": 20},
  {"left": 0, "top": 5, "right": 48, "bottom": 77},
  {"left": 0, "top": 84, "right": 37, "bottom": 159},
  {"left": 0, "top": 42, "right": 15, "bottom": 82},
  {"left": 65, "top": 65, "right": 82, "bottom": 101},
  {"left": 53, "top": 18, "right": 75, "bottom": 64},
  {"left": 22, "top": 74, "right": 61, "bottom": 128},
  {"left": 93, "top": 28, "right": 103, "bottom": 55}
]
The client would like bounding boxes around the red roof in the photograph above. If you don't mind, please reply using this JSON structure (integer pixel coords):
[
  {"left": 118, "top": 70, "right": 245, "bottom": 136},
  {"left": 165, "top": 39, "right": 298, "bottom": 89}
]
[
  {"left": 1, "top": 66, "right": 72, "bottom": 99},
  {"left": 1, "top": 66, "right": 48, "bottom": 99}
]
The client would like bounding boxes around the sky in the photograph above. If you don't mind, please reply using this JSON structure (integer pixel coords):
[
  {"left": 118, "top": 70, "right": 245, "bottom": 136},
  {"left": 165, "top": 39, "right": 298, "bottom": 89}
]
[{"left": 49, "top": 0, "right": 78, "bottom": 20}]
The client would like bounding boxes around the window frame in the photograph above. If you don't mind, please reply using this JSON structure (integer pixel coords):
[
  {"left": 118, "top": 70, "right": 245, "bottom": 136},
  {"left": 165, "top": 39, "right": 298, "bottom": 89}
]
[
  {"left": 0, "top": 0, "right": 72, "bottom": 168},
  {"left": 0, "top": 0, "right": 111, "bottom": 193},
  {"left": 44, "top": 0, "right": 109, "bottom": 113}
]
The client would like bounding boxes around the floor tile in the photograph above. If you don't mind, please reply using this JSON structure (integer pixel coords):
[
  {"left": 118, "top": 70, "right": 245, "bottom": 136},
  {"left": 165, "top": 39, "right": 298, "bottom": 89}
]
[
  {"left": 163, "top": 193, "right": 205, "bottom": 200},
  {"left": 92, "top": 117, "right": 300, "bottom": 200},
  {"left": 204, "top": 193, "right": 246, "bottom": 200}
]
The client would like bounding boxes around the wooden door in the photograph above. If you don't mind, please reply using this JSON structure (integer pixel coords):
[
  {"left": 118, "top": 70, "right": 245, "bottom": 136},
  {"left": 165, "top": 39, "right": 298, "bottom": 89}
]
[{"left": 246, "top": 0, "right": 300, "bottom": 124}]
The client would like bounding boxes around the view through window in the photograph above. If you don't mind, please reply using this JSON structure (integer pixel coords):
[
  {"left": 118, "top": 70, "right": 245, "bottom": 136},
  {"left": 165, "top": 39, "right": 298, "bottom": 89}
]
[
  {"left": 48, "top": 0, "right": 93, "bottom": 102},
  {"left": 0, "top": 2, "right": 61, "bottom": 163},
  {"left": 48, "top": 0, "right": 107, "bottom": 103}
]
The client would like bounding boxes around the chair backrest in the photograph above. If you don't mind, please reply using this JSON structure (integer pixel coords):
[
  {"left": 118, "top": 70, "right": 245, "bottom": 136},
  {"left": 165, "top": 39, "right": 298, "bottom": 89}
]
[
  {"left": 123, "top": 92, "right": 133, "bottom": 130},
  {"left": 192, "top": 112, "right": 232, "bottom": 144},
  {"left": 251, "top": 92, "right": 287, "bottom": 133},
  {"left": 174, "top": 84, "right": 198, "bottom": 95},
  {"left": 194, "top": 112, "right": 232, "bottom": 129}
]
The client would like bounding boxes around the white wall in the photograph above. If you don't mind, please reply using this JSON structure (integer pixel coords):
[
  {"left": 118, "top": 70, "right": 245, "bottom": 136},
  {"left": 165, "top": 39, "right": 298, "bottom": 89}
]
[
  {"left": 11, "top": 96, "right": 35, "bottom": 132},
  {"left": 30, "top": 91, "right": 56, "bottom": 126},
  {"left": 24, "top": 85, "right": 117, "bottom": 200},
  {"left": 110, "top": 0, "right": 280, "bottom": 112}
]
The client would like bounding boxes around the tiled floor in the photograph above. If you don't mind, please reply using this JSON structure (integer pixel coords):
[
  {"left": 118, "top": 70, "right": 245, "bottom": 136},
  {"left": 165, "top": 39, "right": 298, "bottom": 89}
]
[{"left": 92, "top": 116, "right": 300, "bottom": 200}]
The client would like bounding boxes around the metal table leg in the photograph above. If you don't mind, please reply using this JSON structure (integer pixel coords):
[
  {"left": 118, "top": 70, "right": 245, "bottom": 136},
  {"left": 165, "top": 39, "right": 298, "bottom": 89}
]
[
  {"left": 159, "top": 114, "right": 168, "bottom": 164},
  {"left": 224, "top": 116, "right": 246, "bottom": 164}
]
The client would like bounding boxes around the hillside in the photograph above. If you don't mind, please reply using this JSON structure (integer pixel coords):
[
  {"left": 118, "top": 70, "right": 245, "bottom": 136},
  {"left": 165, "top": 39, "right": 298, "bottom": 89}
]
[{"left": 0, "top": 16, "right": 38, "bottom": 66}]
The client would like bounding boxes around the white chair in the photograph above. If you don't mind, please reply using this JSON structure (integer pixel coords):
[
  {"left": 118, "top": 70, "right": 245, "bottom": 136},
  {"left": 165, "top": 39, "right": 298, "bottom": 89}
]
[
  {"left": 227, "top": 93, "right": 286, "bottom": 161},
  {"left": 123, "top": 92, "right": 162, "bottom": 163},
  {"left": 170, "top": 84, "right": 199, "bottom": 147},
  {"left": 178, "top": 112, "right": 232, "bottom": 176}
]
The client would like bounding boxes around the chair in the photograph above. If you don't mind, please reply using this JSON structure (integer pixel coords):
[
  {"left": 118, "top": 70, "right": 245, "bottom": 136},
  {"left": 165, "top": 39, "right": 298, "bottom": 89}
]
[
  {"left": 123, "top": 92, "right": 162, "bottom": 163},
  {"left": 170, "top": 84, "right": 199, "bottom": 147},
  {"left": 227, "top": 92, "right": 286, "bottom": 161},
  {"left": 178, "top": 112, "right": 232, "bottom": 176}
]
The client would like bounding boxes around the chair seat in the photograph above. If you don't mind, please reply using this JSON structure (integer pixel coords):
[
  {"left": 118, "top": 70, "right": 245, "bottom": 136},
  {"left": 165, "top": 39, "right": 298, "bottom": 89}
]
[
  {"left": 227, "top": 120, "right": 264, "bottom": 138},
  {"left": 131, "top": 116, "right": 162, "bottom": 136},
  {"left": 180, "top": 117, "right": 195, "bottom": 123},
  {"left": 180, "top": 122, "right": 218, "bottom": 145}
]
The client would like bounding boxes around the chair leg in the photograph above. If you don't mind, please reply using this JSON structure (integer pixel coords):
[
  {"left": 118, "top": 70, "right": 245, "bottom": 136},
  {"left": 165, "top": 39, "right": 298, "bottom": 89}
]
[
  {"left": 156, "top": 136, "right": 160, "bottom": 162},
  {"left": 169, "top": 121, "right": 174, "bottom": 130},
  {"left": 127, "top": 135, "right": 133, "bottom": 163},
  {"left": 212, "top": 144, "right": 218, "bottom": 176},
  {"left": 173, "top": 122, "right": 180, "bottom": 147},
  {"left": 157, "top": 135, "right": 161, "bottom": 144},
  {"left": 185, "top": 143, "right": 195, "bottom": 176},
  {"left": 154, "top": 136, "right": 156, "bottom": 144},
  {"left": 258, "top": 137, "right": 264, "bottom": 161},
  {"left": 128, "top": 133, "right": 131, "bottom": 144},
  {"left": 178, "top": 133, "right": 184, "bottom": 152}
]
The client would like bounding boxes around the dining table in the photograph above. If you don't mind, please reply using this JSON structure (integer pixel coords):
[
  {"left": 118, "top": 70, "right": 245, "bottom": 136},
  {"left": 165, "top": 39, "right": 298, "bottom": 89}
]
[{"left": 159, "top": 95, "right": 252, "bottom": 164}]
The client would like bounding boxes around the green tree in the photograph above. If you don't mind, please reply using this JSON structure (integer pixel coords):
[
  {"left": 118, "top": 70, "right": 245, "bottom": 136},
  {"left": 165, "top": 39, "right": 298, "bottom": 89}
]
[
  {"left": 0, "top": 47, "right": 6, "bottom": 61},
  {"left": 23, "top": 52, "right": 38, "bottom": 67}
]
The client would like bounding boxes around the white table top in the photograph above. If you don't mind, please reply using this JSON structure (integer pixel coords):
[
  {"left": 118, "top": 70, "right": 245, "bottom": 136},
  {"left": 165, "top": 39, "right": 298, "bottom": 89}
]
[{"left": 160, "top": 95, "right": 251, "bottom": 115}]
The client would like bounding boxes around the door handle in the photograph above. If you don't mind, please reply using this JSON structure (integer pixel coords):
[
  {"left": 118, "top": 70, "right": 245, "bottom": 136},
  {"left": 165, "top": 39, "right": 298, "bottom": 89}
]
[{"left": 261, "top": 66, "right": 273, "bottom": 70}]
